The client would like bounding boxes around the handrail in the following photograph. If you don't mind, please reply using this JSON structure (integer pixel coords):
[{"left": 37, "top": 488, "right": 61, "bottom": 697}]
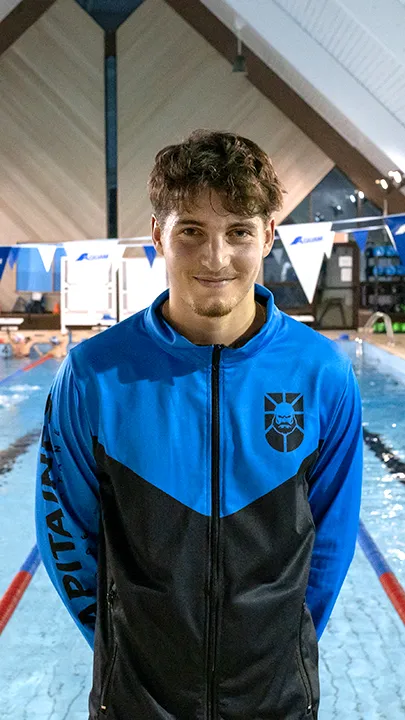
[{"left": 361, "top": 311, "right": 395, "bottom": 346}]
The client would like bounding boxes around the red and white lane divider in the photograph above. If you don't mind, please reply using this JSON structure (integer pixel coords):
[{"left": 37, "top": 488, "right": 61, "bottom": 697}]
[
  {"left": 0, "top": 351, "right": 55, "bottom": 388},
  {"left": 1, "top": 522, "right": 405, "bottom": 637},
  {"left": 358, "top": 520, "right": 405, "bottom": 625},
  {"left": 0, "top": 545, "right": 41, "bottom": 635}
]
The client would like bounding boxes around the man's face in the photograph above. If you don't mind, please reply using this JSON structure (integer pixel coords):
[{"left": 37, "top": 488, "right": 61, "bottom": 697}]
[{"left": 152, "top": 190, "right": 274, "bottom": 319}]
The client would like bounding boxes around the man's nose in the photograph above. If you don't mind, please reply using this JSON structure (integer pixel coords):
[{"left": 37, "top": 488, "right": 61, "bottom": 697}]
[{"left": 199, "top": 236, "right": 231, "bottom": 270}]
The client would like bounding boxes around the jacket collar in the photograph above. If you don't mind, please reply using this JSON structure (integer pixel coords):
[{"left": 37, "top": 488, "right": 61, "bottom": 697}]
[{"left": 143, "top": 283, "right": 282, "bottom": 366}]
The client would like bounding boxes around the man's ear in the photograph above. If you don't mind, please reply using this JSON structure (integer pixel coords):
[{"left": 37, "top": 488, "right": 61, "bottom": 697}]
[
  {"left": 262, "top": 218, "right": 275, "bottom": 259},
  {"left": 151, "top": 215, "right": 164, "bottom": 257}
]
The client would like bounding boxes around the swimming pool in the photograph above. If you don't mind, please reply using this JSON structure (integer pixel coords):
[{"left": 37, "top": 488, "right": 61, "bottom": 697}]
[{"left": 0, "top": 342, "right": 404, "bottom": 719}]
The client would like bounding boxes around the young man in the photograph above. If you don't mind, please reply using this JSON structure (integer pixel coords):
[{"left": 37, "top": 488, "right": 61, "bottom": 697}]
[{"left": 36, "top": 130, "right": 363, "bottom": 719}]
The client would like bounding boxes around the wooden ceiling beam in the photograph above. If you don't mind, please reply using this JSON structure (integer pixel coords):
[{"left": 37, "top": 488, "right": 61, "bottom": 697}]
[
  {"left": 164, "top": 0, "right": 405, "bottom": 214},
  {"left": 0, "top": 0, "right": 57, "bottom": 57}
]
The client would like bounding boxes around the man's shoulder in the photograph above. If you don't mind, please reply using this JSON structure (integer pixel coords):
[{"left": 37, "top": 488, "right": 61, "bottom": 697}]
[{"left": 69, "top": 311, "right": 149, "bottom": 371}]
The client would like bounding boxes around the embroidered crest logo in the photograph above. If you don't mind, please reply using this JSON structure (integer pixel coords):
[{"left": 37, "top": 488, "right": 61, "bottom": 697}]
[{"left": 264, "top": 392, "right": 304, "bottom": 452}]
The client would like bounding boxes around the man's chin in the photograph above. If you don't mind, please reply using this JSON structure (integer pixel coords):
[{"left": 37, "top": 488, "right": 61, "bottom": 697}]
[{"left": 191, "top": 300, "right": 233, "bottom": 318}]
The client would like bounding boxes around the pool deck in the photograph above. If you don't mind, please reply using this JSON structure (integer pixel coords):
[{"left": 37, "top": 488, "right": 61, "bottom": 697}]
[
  {"left": 3, "top": 326, "right": 405, "bottom": 362},
  {"left": 321, "top": 330, "right": 405, "bottom": 361}
]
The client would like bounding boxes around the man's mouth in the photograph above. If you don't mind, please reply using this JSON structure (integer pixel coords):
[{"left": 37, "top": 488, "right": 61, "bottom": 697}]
[{"left": 194, "top": 277, "right": 235, "bottom": 287}]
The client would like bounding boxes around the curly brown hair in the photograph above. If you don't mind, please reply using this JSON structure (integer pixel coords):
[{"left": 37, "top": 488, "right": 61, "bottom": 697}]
[{"left": 148, "top": 130, "right": 285, "bottom": 226}]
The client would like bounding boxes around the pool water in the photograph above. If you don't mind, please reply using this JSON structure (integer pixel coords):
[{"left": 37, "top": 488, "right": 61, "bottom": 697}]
[{"left": 0, "top": 343, "right": 404, "bottom": 719}]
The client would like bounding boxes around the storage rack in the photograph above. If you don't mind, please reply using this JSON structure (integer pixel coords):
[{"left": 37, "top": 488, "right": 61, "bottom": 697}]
[{"left": 361, "top": 246, "right": 405, "bottom": 320}]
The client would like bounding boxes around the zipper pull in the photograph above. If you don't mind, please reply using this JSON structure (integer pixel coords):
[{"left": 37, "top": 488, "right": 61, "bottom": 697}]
[
  {"left": 107, "top": 585, "right": 116, "bottom": 608},
  {"left": 212, "top": 344, "right": 223, "bottom": 364}
]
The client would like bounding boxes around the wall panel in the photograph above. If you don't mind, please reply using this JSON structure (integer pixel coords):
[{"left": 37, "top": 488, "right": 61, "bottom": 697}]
[
  {"left": 118, "top": 0, "right": 334, "bottom": 237},
  {"left": 0, "top": 0, "right": 105, "bottom": 309},
  {"left": 0, "top": 0, "right": 335, "bottom": 312},
  {"left": 0, "top": 0, "right": 105, "bottom": 246}
]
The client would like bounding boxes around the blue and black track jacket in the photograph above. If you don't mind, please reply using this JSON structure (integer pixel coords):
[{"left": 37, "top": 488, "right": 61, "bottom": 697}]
[{"left": 36, "top": 284, "right": 363, "bottom": 720}]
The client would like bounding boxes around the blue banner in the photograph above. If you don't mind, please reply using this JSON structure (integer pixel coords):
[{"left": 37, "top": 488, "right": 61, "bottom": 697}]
[
  {"left": 7, "top": 247, "right": 20, "bottom": 269},
  {"left": 0, "top": 247, "right": 11, "bottom": 282},
  {"left": 143, "top": 245, "right": 157, "bottom": 268},
  {"left": 16, "top": 248, "right": 53, "bottom": 292},
  {"left": 351, "top": 229, "right": 368, "bottom": 252},
  {"left": 385, "top": 215, "right": 405, "bottom": 265}
]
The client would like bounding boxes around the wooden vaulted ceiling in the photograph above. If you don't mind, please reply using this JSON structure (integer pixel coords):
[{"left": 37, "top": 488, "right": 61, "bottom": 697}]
[
  {"left": 1, "top": 0, "right": 405, "bottom": 215},
  {"left": 117, "top": 0, "right": 333, "bottom": 236},
  {"left": 163, "top": 0, "right": 405, "bottom": 215},
  {"left": 0, "top": 0, "right": 57, "bottom": 55}
]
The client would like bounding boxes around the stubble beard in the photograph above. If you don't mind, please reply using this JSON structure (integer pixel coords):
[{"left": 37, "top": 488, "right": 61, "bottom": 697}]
[
  {"left": 190, "top": 300, "right": 233, "bottom": 318},
  {"left": 189, "top": 282, "right": 252, "bottom": 318},
  {"left": 189, "top": 287, "right": 243, "bottom": 317}
]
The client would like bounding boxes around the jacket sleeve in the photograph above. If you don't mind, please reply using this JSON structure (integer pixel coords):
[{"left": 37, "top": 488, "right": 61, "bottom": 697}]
[
  {"left": 305, "top": 361, "right": 363, "bottom": 639},
  {"left": 35, "top": 354, "right": 100, "bottom": 649}
]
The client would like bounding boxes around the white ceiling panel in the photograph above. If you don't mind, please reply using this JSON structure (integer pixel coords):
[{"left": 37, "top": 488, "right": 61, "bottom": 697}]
[
  {"left": 201, "top": 0, "right": 405, "bottom": 175},
  {"left": 0, "top": 0, "right": 20, "bottom": 23},
  {"left": 271, "top": 0, "right": 405, "bottom": 126},
  {"left": 3, "top": 0, "right": 404, "bottom": 183}
]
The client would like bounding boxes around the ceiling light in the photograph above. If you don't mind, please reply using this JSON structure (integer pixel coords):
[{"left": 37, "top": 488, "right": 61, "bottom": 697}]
[
  {"left": 349, "top": 194, "right": 356, "bottom": 203},
  {"left": 380, "top": 179, "right": 389, "bottom": 190},
  {"left": 232, "top": 17, "right": 247, "bottom": 73},
  {"left": 358, "top": 191, "right": 365, "bottom": 200},
  {"left": 232, "top": 54, "right": 247, "bottom": 72}
]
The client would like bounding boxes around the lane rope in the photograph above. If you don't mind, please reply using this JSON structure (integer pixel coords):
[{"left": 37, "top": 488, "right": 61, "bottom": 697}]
[
  {"left": 0, "top": 352, "right": 55, "bottom": 634},
  {"left": 0, "top": 351, "right": 55, "bottom": 388},
  {"left": 2, "top": 348, "right": 405, "bottom": 633},
  {"left": 1, "top": 522, "right": 405, "bottom": 636},
  {"left": 358, "top": 519, "right": 405, "bottom": 625},
  {"left": 0, "top": 546, "right": 41, "bottom": 635}
]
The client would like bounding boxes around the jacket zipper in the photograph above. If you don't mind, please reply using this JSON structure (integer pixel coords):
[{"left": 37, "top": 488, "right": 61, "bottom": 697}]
[
  {"left": 206, "top": 345, "right": 223, "bottom": 720},
  {"left": 99, "top": 583, "right": 118, "bottom": 715},
  {"left": 297, "top": 603, "right": 313, "bottom": 716}
]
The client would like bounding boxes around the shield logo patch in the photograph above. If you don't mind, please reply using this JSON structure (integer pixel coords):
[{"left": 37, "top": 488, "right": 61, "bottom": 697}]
[{"left": 265, "top": 392, "right": 304, "bottom": 452}]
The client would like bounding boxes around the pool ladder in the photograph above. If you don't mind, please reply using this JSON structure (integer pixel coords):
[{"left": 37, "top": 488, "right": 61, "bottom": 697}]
[{"left": 357, "top": 311, "right": 395, "bottom": 349}]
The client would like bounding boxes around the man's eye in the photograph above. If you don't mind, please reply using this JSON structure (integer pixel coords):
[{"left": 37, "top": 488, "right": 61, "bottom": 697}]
[
  {"left": 231, "top": 229, "right": 250, "bottom": 238},
  {"left": 182, "top": 228, "right": 199, "bottom": 236}
]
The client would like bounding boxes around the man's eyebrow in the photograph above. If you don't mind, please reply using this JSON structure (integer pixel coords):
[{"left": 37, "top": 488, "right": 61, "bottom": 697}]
[
  {"left": 227, "top": 220, "right": 257, "bottom": 229},
  {"left": 174, "top": 219, "right": 258, "bottom": 228},
  {"left": 175, "top": 219, "right": 206, "bottom": 226}
]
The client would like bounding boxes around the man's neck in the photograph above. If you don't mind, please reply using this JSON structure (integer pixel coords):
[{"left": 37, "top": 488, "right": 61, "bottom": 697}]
[{"left": 161, "top": 299, "right": 266, "bottom": 347}]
